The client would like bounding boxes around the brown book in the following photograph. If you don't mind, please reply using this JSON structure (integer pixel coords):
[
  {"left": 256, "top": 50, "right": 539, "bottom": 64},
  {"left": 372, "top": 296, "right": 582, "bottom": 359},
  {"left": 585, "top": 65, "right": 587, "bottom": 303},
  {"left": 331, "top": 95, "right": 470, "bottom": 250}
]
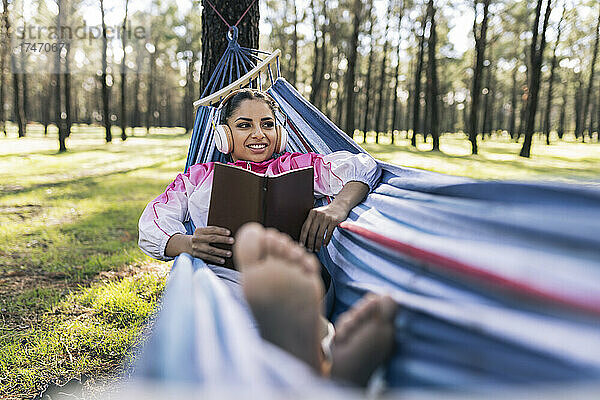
[{"left": 207, "top": 163, "right": 314, "bottom": 269}]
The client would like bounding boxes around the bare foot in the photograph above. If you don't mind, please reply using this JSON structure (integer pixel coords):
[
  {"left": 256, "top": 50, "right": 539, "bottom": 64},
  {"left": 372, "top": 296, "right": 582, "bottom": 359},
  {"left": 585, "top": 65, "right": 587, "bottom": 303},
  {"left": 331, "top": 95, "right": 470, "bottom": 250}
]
[
  {"left": 234, "top": 222, "right": 325, "bottom": 372},
  {"left": 330, "top": 294, "right": 396, "bottom": 386}
]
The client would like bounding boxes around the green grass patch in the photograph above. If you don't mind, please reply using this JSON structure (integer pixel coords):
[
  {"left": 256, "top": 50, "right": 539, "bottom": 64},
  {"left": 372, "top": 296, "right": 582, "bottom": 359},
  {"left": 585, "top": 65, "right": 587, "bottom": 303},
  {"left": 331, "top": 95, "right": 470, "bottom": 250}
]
[
  {"left": 0, "top": 273, "right": 165, "bottom": 398},
  {"left": 0, "top": 125, "right": 180, "bottom": 399},
  {"left": 1, "top": 123, "right": 599, "bottom": 398}
]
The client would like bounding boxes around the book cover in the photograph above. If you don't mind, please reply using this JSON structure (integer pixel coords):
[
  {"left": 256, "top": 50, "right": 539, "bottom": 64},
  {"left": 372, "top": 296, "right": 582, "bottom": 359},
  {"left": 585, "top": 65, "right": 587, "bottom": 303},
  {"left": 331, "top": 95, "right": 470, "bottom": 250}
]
[{"left": 207, "top": 163, "right": 314, "bottom": 269}]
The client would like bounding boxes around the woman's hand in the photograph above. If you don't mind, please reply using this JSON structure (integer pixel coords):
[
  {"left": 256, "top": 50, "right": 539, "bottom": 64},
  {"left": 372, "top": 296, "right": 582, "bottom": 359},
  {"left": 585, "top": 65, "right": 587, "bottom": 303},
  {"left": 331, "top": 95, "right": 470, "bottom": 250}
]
[
  {"left": 300, "top": 203, "right": 349, "bottom": 253},
  {"left": 299, "top": 181, "right": 370, "bottom": 253},
  {"left": 190, "top": 226, "right": 235, "bottom": 265}
]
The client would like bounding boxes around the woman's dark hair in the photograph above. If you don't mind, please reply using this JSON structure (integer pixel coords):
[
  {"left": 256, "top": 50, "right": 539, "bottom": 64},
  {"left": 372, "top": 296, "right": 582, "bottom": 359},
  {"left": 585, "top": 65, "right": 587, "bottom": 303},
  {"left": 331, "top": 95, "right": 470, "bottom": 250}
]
[{"left": 219, "top": 88, "right": 279, "bottom": 125}]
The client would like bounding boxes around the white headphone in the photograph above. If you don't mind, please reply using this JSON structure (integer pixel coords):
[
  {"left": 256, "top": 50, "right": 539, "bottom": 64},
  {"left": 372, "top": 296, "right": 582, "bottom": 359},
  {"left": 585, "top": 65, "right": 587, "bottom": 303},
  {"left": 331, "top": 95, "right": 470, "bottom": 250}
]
[{"left": 214, "top": 89, "right": 288, "bottom": 155}]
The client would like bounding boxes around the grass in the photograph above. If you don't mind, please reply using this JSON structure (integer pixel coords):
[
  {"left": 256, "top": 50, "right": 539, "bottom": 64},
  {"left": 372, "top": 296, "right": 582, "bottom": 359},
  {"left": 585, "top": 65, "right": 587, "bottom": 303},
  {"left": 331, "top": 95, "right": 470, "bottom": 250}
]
[
  {"left": 0, "top": 123, "right": 184, "bottom": 399},
  {"left": 1, "top": 122, "right": 599, "bottom": 399},
  {"left": 356, "top": 130, "right": 600, "bottom": 183}
]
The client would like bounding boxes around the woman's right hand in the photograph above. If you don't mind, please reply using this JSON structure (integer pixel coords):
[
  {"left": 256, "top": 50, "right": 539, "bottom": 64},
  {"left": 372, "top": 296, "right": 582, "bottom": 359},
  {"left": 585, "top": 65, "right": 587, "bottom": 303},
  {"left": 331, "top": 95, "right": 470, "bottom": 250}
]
[{"left": 190, "top": 226, "right": 235, "bottom": 265}]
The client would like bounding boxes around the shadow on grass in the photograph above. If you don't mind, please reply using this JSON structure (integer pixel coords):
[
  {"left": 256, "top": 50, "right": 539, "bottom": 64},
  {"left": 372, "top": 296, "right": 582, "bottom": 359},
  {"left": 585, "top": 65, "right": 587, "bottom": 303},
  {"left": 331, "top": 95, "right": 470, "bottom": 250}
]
[
  {"left": 365, "top": 143, "right": 600, "bottom": 178},
  {"left": 0, "top": 158, "right": 183, "bottom": 198},
  {"left": 0, "top": 172, "right": 172, "bottom": 274},
  {"left": 0, "top": 137, "right": 189, "bottom": 159}
]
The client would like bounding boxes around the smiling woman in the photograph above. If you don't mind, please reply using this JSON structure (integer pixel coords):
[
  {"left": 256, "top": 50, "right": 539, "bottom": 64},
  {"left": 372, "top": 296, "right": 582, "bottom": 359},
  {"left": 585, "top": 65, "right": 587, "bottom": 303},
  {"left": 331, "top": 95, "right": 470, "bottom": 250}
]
[
  {"left": 138, "top": 88, "right": 381, "bottom": 301},
  {"left": 220, "top": 90, "right": 281, "bottom": 163}
]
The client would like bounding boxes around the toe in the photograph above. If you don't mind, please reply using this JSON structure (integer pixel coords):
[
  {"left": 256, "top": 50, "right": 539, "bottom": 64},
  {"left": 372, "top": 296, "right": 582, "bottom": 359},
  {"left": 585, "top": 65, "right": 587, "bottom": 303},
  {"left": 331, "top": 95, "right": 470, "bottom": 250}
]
[
  {"left": 288, "top": 244, "right": 305, "bottom": 262},
  {"left": 354, "top": 294, "right": 378, "bottom": 323},
  {"left": 263, "top": 228, "right": 280, "bottom": 256},
  {"left": 334, "top": 316, "right": 350, "bottom": 343},
  {"left": 234, "top": 222, "right": 266, "bottom": 268},
  {"left": 376, "top": 295, "right": 397, "bottom": 321},
  {"left": 302, "top": 253, "right": 321, "bottom": 274}
]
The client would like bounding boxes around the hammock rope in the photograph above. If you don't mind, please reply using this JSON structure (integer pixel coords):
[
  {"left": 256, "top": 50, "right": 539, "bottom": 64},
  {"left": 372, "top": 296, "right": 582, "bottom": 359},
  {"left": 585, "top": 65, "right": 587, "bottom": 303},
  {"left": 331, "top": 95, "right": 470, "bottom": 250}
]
[
  {"left": 199, "top": 26, "right": 268, "bottom": 100},
  {"left": 204, "top": 0, "right": 259, "bottom": 29}
]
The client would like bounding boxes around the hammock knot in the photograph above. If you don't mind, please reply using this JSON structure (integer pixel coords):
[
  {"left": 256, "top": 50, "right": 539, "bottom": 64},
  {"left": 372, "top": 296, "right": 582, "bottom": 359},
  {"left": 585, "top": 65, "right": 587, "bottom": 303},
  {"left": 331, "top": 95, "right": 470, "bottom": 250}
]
[{"left": 227, "top": 26, "right": 239, "bottom": 43}]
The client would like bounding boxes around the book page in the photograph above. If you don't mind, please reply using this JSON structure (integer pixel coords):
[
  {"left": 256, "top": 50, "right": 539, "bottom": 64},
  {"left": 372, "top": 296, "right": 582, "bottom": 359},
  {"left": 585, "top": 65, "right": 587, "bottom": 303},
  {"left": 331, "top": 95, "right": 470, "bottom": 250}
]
[{"left": 264, "top": 166, "right": 314, "bottom": 241}]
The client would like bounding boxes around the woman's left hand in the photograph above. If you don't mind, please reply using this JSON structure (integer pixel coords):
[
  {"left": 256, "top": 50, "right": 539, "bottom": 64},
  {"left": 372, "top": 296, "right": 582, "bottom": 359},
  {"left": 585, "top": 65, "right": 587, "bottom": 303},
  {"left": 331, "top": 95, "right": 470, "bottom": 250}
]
[{"left": 299, "top": 203, "right": 349, "bottom": 253}]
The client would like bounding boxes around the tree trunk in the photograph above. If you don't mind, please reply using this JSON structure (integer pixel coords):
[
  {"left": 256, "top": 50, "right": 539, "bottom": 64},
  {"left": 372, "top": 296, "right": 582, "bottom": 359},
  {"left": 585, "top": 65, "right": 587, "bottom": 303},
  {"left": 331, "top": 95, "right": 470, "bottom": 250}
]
[
  {"left": 481, "top": 46, "right": 493, "bottom": 137},
  {"left": 374, "top": 0, "right": 393, "bottom": 143},
  {"left": 558, "top": 82, "right": 567, "bottom": 139},
  {"left": 334, "top": 59, "right": 344, "bottom": 126},
  {"left": 390, "top": 2, "right": 405, "bottom": 144},
  {"left": 309, "top": 0, "right": 326, "bottom": 109},
  {"left": 120, "top": 0, "right": 129, "bottom": 141},
  {"left": 309, "top": 0, "right": 321, "bottom": 106},
  {"left": 405, "top": 56, "right": 413, "bottom": 135},
  {"left": 317, "top": 1, "right": 328, "bottom": 109},
  {"left": 581, "top": 5, "right": 600, "bottom": 141},
  {"left": 184, "top": 51, "right": 195, "bottom": 133},
  {"left": 200, "top": 0, "right": 259, "bottom": 93},
  {"left": 411, "top": 15, "right": 426, "bottom": 147},
  {"left": 468, "top": 0, "right": 490, "bottom": 155},
  {"left": 520, "top": 0, "right": 552, "bottom": 158},
  {"left": 0, "top": 0, "right": 9, "bottom": 136},
  {"left": 508, "top": 66, "right": 518, "bottom": 139},
  {"left": 361, "top": 9, "right": 375, "bottom": 142},
  {"left": 42, "top": 85, "right": 51, "bottom": 136},
  {"left": 145, "top": 51, "right": 155, "bottom": 133},
  {"left": 343, "top": 0, "right": 363, "bottom": 137},
  {"left": 18, "top": 0, "right": 28, "bottom": 127},
  {"left": 9, "top": 45, "right": 25, "bottom": 137},
  {"left": 543, "top": 7, "right": 565, "bottom": 145},
  {"left": 10, "top": 55, "right": 25, "bottom": 137},
  {"left": 55, "top": 0, "right": 66, "bottom": 152},
  {"left": 425, "top": 0, "right": 439, "bottom": 151},
  {"left": 19, "top": 38, "right": 28, "bottom": 128},
  {"left": 597, "top": 74, "right": 600, "bottom": 141},
  {"left": 574, "top": 75, "right": 583, "bottom": 140},
  {"left": 64, "top": 42, "right": 72, "bottom": 137},
  {"left": 100, "top": 0, "right": 112, "bottom": 142},
  {"left": 6, "top": 0, "right": 25, "bottom": 138},
  {"left": 291, "top": 0, "right": 299, "bottom": 87},
  {"left": 132, "top": 50, "right": 143, "bottom": 129},
  {"left": 590, "top": 97, "right": 596, "bottom": 140}
]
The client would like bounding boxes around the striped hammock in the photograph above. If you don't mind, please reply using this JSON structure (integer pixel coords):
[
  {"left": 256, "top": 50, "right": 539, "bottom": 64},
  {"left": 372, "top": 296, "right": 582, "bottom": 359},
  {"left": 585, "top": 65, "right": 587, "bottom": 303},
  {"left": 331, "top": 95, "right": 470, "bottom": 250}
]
[{"left": 135, "top": 48, "right": 600, "bottom": 390}]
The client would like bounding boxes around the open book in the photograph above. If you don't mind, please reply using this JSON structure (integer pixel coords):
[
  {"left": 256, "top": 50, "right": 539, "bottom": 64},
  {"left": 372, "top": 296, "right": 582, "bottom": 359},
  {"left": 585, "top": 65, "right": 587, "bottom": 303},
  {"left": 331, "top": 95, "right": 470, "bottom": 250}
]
[{"left": 208, "top": 163, "right": 314, "bottom": 269}]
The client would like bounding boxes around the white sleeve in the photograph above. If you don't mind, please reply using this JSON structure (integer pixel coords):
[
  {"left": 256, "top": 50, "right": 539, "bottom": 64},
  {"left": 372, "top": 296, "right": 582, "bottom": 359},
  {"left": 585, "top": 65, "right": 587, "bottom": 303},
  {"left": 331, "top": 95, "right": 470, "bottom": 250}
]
[
  {"left": 138, "top": 163, "right": 213, "bottom": 261},
  {"left": 312, "top": 151, "right": 381, "bottom": 197}
]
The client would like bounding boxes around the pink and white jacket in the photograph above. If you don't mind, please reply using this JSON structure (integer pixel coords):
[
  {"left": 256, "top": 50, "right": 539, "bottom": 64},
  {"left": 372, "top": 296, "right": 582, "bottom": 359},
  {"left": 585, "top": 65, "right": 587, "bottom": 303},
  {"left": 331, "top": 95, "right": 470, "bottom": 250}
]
[{"left": 138, "top": 151, "right": 381, "bottom": 261}]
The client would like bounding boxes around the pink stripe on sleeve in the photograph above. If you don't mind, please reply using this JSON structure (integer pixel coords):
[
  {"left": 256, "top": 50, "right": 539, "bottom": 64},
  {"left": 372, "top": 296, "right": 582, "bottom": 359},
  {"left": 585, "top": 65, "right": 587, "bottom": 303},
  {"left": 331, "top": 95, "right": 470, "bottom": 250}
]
[{"left": 150, "top": 162, "right": 215, "bottom": 234}]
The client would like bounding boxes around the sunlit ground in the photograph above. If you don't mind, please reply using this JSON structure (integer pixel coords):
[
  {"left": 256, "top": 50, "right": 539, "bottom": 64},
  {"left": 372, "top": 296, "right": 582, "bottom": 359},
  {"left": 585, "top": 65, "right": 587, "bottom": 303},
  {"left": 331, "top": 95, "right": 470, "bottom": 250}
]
[
  {"left": 1, "top": 123, "right": 599, "bottom": 398},
  {"left": 355, "top": 130, "right": 600, "bottom": 183}
]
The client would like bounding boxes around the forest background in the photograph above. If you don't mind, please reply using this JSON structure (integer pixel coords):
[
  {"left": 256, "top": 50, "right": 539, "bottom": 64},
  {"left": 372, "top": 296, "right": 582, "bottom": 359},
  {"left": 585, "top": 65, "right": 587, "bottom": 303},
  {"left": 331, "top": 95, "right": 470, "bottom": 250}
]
[{"left": 1, "top": 0, "right": 599, "bottom": 158}]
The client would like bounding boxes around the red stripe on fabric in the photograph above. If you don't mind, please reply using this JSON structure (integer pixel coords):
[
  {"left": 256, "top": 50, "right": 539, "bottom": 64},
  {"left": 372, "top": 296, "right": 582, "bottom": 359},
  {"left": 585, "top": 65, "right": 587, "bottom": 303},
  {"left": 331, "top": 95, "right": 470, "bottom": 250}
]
[
  {"left": 152, "top": 188, "right": 171, "bottom": 219},
  {"left": 317, "top": 156, "right": 345, "bottom": 188},
  {"left": 339, "top": 221, "right": 600, "bottom": 316},
  {"left": 154, "top": 220, "right": 169, "bottom": 237}
]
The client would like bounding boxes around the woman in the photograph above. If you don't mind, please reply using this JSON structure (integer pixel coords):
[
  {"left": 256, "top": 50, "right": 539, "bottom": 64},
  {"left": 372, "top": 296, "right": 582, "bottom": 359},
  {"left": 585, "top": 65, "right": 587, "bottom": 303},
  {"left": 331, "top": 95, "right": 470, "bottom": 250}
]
[
  {"left": 138, "top": 89, "right": 389, "bottom": 383},
  {"left": 138, "top": 88, "right": 381, "bottom": 266}
]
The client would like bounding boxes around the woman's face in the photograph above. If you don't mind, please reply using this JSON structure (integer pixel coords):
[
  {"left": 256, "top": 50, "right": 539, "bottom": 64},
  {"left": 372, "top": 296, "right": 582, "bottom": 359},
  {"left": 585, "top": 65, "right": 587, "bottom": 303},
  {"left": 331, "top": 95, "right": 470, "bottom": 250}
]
[{"left": 228, "top": 99, "right": 277, "bottom": 163}]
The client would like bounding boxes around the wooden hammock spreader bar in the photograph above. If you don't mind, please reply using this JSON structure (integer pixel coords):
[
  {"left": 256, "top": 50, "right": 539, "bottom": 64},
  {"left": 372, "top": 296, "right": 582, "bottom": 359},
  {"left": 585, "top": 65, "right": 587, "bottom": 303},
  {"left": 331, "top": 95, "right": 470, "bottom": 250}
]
[{"left": 193, "top": 49, "right": 281, "bottom": 109}]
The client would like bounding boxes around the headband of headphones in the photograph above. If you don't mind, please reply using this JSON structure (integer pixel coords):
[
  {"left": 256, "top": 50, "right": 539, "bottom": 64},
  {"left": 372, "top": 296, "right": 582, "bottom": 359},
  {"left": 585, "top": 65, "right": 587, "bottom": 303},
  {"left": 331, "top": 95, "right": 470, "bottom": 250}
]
[{"left": 213, "top": 88, "right": 288, "bottom": 155}]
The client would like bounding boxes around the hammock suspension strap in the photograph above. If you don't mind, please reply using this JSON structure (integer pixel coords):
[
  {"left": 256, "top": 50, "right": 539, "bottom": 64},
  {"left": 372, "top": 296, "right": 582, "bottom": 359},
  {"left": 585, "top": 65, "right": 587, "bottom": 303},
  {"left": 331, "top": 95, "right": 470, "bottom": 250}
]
[{"left": 204, "top": 0, "right": 259, "bottom": 29}]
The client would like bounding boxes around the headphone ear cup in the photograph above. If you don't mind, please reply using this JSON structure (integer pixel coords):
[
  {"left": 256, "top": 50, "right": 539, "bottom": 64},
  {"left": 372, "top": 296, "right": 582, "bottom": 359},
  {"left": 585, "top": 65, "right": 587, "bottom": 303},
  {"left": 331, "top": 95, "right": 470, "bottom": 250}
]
[
  {"left": 276, "top": 125, "right": 287, "bottom": 153},
  {"left": 215, "top": 124, "right": 233, "bottom": 154}
]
